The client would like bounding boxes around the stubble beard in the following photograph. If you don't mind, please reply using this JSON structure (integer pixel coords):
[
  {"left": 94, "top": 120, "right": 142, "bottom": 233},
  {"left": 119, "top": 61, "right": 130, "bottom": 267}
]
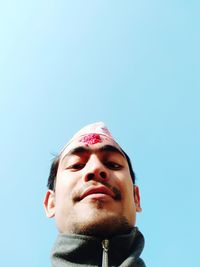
[
  {"left": 67, "top": 200, "right": 133, "bottom": 238},
  {"left": 62, "top": 182, "right": 133, "bottom": 237}
]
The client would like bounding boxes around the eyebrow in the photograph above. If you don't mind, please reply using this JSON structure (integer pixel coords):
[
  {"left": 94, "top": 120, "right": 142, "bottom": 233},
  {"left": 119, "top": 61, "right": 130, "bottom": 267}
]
[
  {"left": 61, "top": 144, "right": 125, "bottom": 163},
  {"left": 100, "top": 145, "right": 125, "bottom": 158}
]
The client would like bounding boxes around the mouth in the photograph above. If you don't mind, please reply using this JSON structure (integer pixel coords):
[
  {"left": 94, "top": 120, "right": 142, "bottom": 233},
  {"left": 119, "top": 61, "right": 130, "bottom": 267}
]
[{"left": 80, "top": 186, "right": 115, "bottom": 200}]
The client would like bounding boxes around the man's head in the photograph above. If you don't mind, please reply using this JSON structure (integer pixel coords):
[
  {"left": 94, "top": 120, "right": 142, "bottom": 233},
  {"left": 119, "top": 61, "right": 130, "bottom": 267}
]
[{"left": 44, "top": 122, "right": 141, "bottom": 237}]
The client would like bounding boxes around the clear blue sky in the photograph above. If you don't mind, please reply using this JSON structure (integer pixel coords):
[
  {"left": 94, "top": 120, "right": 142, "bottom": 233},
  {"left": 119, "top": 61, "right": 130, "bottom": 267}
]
[{"left": 0, "top": 1, "right": 199, "bottom": 266}]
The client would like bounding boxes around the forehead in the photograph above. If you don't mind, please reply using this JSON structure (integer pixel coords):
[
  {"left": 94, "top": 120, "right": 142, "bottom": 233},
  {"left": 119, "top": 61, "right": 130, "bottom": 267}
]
[{"left": 59, "top": 134, "right": 125, "bottom": 161}]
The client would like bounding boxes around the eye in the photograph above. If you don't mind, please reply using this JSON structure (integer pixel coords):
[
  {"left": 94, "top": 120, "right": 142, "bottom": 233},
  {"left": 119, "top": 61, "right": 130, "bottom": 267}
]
[
  {"left": 66, "top": 163, "right": 85, "bottom": 171},
  {"left": 105, "top": 161, "right": 122, "bottom": 170}
]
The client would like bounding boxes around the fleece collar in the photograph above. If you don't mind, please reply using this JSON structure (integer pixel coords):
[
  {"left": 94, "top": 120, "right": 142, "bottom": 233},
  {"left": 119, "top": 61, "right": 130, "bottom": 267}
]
[{"left": 51, "top": 227, "right": 146, "bottom": 267}]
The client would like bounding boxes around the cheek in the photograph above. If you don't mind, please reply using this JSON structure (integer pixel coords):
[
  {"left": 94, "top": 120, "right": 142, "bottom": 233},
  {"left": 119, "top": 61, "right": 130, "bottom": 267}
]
[
  {"left": 119, "top": 179, "right": 135, "bottom": 208},
  {"left": 118, "top": 171, "right": 133, "bottom": 193},
  {"left": 55, "top": 174, "right": 76, "bottom": 202}
]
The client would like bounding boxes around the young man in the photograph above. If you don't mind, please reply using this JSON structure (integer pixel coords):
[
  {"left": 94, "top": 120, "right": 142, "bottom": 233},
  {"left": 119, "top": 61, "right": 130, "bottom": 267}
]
[{"left": 44, "top": 122, "right": 146, "bottom": 267}]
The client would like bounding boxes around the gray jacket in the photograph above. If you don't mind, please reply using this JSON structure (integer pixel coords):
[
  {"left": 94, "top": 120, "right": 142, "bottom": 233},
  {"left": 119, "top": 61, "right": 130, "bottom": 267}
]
[{"left": 51, "top": 227, "right": 146, "bottom": 267}]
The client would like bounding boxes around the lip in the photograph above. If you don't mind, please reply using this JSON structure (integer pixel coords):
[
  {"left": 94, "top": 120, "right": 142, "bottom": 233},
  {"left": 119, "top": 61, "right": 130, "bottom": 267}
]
[{"left": 80, "top": 186, "right": 115, "bottom": 200}]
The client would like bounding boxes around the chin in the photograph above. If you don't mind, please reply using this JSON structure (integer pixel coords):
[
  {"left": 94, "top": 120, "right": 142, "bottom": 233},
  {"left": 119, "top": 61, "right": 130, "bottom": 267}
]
[{"left": 69, "top": 211, "right": 133, "bottom": 238}]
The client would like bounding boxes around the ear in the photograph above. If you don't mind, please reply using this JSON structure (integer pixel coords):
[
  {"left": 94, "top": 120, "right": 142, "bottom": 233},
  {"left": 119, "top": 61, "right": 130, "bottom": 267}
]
[
  {"left": 43, "top": 190, "right": 56, "bottom": 218},
  {"left": 133, "top": 186, "right": 142, "bottom": 212}
]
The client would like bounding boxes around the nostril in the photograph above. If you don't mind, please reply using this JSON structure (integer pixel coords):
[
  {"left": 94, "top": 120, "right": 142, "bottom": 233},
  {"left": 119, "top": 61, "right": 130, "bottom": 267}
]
[
  {"left": 87, "top": 173, "right": 95, "bottom": 180},
  {"left": 86, "top": 172, "right": 107, "bottom": 181},
  {"left": 100, "top": 172, "right": 107, "bottom": 179}
]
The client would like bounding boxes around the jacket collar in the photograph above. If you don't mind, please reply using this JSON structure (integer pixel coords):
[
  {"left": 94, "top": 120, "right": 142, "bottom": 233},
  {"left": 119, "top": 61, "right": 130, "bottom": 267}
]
[{"left": 51, "top": 227, "right": 145, "bottom": 266}]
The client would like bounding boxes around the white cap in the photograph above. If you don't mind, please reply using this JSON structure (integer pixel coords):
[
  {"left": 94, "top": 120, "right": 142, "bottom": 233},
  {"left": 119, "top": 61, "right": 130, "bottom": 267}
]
[
  {"left": 70, "top": 121, "right": 113, "bottom": 141},
  {"left": 60, "top": 121, "right": 122, "bottom": 156}
]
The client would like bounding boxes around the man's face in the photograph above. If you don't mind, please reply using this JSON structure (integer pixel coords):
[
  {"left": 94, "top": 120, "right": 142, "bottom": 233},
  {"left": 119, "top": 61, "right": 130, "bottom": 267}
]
[{"left": 44, "top": 136, "right": 141, "bottom": 235}]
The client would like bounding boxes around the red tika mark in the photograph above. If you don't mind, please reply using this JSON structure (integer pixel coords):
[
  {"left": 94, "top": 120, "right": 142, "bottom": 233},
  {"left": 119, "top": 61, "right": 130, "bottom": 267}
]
[{"left": 79, "top": 133, "right": 102, "bottom": 145}]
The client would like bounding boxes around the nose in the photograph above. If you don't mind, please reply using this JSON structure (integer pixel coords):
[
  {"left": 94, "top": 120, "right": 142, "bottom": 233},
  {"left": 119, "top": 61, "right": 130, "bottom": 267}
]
[{"left": 83, "top": 155, "right": 109, "bottom": 182}]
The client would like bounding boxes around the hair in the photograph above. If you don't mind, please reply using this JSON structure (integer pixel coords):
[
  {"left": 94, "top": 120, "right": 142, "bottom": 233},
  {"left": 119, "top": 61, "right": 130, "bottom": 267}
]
[{"left": 47, "top": 149, "right": 136, "bottom": 190}]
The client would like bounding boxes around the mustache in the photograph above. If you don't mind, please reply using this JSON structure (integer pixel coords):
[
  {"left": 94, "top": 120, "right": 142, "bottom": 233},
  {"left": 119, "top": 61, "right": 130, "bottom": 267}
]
[{"left": 72, "top": 181, "right": 122, "bottom": 202}]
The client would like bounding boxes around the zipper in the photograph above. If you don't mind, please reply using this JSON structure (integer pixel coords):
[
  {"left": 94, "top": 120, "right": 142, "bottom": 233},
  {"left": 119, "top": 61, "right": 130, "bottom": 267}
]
[{"left": 101, "top": 239, "right": 109, "bottom": 267}]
